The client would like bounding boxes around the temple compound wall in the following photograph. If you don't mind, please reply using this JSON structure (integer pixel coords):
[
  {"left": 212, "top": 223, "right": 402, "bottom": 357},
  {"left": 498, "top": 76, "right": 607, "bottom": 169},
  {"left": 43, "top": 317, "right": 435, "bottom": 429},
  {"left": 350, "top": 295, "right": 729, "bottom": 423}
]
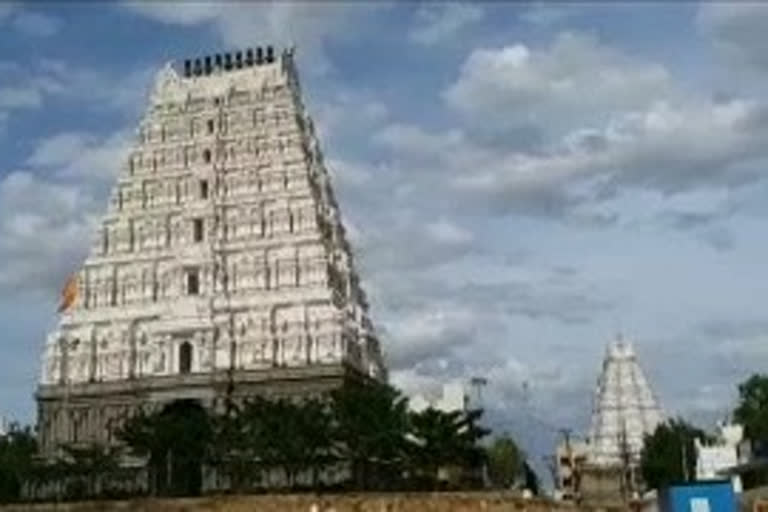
[{"left": 0, "top": 493, "right": 586, "bottom": 512}]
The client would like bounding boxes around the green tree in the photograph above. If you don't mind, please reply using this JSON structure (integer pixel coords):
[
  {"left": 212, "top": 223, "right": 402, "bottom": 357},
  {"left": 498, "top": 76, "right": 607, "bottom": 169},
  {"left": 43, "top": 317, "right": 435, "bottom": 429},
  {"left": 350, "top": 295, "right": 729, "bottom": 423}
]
[
  {"left": 486, "top": 434, "right": 523, "bottom": 489},
  {"left": 734, "top": 374, "right": 768, "bottom": 446},
  {"left": 407, "top": 407, "right": 490, "bottom": 489},
  {"left": 211, "top": 395, "right": 335, "bottom": 491},
  {"left": 457, "top": 409, "right": 491, "bottom": 472},
  {"left": 640, "top": 418, "right": 706, "bottom": 490},
  {"left": 257, "top": 397, "right": 320, "bottom": 489},
  {"left": 523, "top": 461, "right": 540, "bottom": 495},
  {"left": 330, "top": 381, "right": 410, "bottom": 490},
  {"left": 58, "top": 443, "right": 120, "bottom": 499},
  {"left": 295, "top": 397, "right": 335, "bottom": 487},
  {"left": 0, "top": 424, "right": 37, "bottom": 503},
  {"left": 118, "top": 400, "right": 212, "bottom": 497},
  {"left": 209, "top": 401, "right": 256, "bottom": 493}
]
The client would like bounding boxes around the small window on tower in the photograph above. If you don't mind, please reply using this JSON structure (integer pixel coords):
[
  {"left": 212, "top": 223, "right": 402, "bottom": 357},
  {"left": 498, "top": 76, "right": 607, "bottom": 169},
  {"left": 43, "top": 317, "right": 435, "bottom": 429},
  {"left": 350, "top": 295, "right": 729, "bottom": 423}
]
[
  {"left": 193, "top": 218, "right": 204, "bottom": 242},
  {"left": 187, "top": 269, "right": 200, "bottom": 295},
  {"left": 179, "top": 342, "right": 192, "bottom": 374},
  {"left": 200, "top": 180, "right": 209, "bottom": 199},
  {"left": 203, "top": 149, "right": 211, "bottom": 163},
  {"left": 207, "top": 119, "right": 214, "bottom": 134}
]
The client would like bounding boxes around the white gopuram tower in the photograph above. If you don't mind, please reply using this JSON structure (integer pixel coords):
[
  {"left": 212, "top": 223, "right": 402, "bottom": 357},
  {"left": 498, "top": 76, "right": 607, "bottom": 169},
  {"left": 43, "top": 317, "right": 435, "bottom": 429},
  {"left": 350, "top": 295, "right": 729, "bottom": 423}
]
[
  {"left": 36, "top": 47, "right": 386, "bottom": 456},
  {"left": 587, "top": 337, "right": 664, "bottom": 469}
]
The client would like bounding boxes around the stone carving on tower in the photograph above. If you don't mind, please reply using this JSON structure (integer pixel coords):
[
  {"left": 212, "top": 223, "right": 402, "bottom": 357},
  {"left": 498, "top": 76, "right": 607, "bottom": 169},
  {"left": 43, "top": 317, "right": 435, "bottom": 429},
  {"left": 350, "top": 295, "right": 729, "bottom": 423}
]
[
  {"left": 36, "top": 46, "right": 386, "bottom": 455},
  {"left": 586, "top": 337, "right": 664, "bottom": 468}
]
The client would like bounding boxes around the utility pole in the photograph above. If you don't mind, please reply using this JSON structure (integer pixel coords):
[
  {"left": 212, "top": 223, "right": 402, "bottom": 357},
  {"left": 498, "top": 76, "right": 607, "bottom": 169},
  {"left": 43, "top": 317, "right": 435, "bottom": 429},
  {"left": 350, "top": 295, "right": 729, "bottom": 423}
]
[
  {"left": 470, "top": 376, "right": 488, "bottom": 411},
  {"left": 469, "top": 376, "right": 489, "bottom": 487},
  {"left": 618, "top": 422, "right": 631, "bottom": 506}
]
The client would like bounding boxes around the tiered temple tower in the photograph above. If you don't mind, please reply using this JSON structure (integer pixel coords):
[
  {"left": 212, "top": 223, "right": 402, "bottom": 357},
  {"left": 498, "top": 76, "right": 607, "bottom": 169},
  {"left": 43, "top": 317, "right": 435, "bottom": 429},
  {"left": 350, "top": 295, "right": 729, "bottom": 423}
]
[
  {"left": 36, "top": 47, "right": 386, "bottom": 456},
  {"left": 575, "top": 337, "right": 664, "bottom": 505},
  {"left": 587, "top": 337, "right": 664, "bottom": 468}
]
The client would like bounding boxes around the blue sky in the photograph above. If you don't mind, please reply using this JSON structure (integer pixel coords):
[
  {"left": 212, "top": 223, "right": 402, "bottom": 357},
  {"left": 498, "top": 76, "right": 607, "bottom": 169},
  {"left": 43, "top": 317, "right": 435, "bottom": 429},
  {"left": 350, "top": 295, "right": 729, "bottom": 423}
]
[{"left": 3, "top": 1, "right": 768, "bottom": 462}]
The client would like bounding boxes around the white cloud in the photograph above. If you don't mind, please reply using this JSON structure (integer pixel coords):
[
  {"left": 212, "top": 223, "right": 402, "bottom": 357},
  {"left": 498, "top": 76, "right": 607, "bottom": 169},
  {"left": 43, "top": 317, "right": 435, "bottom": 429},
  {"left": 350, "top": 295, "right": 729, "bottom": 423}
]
[
  {"left": 0, "top": 59, "right": 152, "bottom": 134},
  {"left": 385, "top": 305, "right": 478, "bottom": 370},
  {"left": 313, "top": 92, "right": 389, "bottom": 146},
  {"left": 698, "top": 3, "right": 768, "bottom": 71},
  {"left": 450, "top": 98, "right": 768, "bottom": 200},
  {"left": 123, "top": 1, "right": 385, "bottom": 75},
  {"left": 27, "top": 131, "right": 131, "bottom": 181},
  {"left": 0, "top": 128, "right": 130, "bottom": 295},
  {"left": 327, "top": 159, "right": 373, "bottom": 187},
  {"left": 0, "top": 171, "right": 97, "bottom": 294},
  {"left": 373, "top": 123, "right": 465, "bottom": 158},
  {"left": 425, "top": 219, "right": 473, "bottom": 246},
  {"left": 32, "top": 59, "right": 154, "bottom": 116},
  {"left": 367, "top": 30, "right": 768, "bottom": 220},
  {"left": 443, "top": 32, "right": 674, "bottom": 128},
  {"left": 27, "top": 132, "right": 94, "bottom": 168},
  {"left": 409, "top": 3, "right": 484, "bottom": 46},
  {"left": 12, "top": 11, "right": 60, "bottom": 37}
]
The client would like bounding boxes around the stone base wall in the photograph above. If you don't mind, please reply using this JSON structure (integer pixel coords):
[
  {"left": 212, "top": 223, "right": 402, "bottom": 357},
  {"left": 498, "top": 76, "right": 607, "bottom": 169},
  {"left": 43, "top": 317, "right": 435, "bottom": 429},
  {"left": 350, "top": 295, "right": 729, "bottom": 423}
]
[
  {"left": 35, "top": 363, "right": 361, "bottom": 458},
  {"left": 578, "top": 464, "right": 634, "bottom": 508},
  {"left": 0, "top": 492, "right": 585, "bottom": 512}
]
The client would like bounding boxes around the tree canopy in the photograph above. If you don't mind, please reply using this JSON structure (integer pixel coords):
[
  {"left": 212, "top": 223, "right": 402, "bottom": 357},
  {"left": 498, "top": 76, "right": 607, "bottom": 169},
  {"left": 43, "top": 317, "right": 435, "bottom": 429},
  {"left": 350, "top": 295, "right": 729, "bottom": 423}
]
[
  {"left": 3, "top": 381, "right": 497, "bottom": 501},
  {"left": 486, "top": 434, "right": 523, "bottom": 489},
  {"left": 117, "top": 399, "right": 212, "bottom": 496},
  {"left": 640, "top": 418, "right": 706, "bottom": 490},
  {"left": 734, "top": 374, "right": 768, "bottom": 448},
  {"left": 0, "top": 424, "right": 37, "bottom": 503},
  {"left": 330, "top": 381, "right": 412, "bottom": 490},
  {"left": 407, "top": 406, "right": 489, "bottom": 489}
]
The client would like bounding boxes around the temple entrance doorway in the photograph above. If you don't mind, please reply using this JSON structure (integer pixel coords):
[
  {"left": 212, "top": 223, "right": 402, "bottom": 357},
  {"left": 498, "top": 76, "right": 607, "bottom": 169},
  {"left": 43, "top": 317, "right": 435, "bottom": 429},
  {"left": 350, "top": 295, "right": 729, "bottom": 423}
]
[{"left": 151, "top": 399, "right": 211, "bottom": 496}]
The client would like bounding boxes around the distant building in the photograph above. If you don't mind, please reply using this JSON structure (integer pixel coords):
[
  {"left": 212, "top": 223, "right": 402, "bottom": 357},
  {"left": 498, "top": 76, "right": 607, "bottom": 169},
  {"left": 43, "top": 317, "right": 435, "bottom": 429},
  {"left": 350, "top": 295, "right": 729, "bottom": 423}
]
[
  {"left": 696, "top": 422, "right": 746, "bottom": 492},
  {"left": 409, "top": 380, "right": 469, "bottom": 413},
  {"left": 555, "top": 438, "right": 589, "bottom": 502},
  {"left": 0, "top": 416, "right": 8, "bottom": 437}
]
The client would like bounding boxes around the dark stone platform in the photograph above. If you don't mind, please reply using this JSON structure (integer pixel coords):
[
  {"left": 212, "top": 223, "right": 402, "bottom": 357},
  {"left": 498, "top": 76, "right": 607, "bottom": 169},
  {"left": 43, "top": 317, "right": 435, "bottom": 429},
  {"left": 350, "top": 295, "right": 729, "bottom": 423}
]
[{"left": 35, "top": 363, "right": 363, "bottom": 458}]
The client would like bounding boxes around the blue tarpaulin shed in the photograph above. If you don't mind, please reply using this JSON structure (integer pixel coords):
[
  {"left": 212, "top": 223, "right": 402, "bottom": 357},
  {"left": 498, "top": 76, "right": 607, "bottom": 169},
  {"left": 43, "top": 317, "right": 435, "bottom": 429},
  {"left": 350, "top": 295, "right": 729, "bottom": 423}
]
[{"left": 660, "top": 480, "right": 736, "bottom": 512}]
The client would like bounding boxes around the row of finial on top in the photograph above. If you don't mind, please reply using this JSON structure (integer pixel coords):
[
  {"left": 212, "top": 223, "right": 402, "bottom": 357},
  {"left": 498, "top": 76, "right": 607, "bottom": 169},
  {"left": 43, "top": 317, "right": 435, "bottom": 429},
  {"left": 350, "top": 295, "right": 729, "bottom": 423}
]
[{"left": 181, "top": 47, "right": 288, "bottom": 78}]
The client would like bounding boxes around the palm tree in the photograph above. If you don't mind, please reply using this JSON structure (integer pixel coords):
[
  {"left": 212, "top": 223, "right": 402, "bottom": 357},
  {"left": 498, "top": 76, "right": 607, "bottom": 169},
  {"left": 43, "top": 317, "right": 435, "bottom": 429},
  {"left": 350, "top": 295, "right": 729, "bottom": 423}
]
[
  {"left": 407, "top": 407, "right": 491, "bottom": 490},
  {"left": 330, "top": 381, "right": 410, "bottom": 490}
]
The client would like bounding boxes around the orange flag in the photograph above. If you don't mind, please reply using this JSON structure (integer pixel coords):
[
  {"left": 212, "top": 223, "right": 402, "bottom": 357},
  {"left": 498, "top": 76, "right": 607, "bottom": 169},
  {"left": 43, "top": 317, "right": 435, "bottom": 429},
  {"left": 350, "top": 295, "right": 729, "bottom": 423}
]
[{"left": 58, "top": 273, "right": 79, "bottom": 313}]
